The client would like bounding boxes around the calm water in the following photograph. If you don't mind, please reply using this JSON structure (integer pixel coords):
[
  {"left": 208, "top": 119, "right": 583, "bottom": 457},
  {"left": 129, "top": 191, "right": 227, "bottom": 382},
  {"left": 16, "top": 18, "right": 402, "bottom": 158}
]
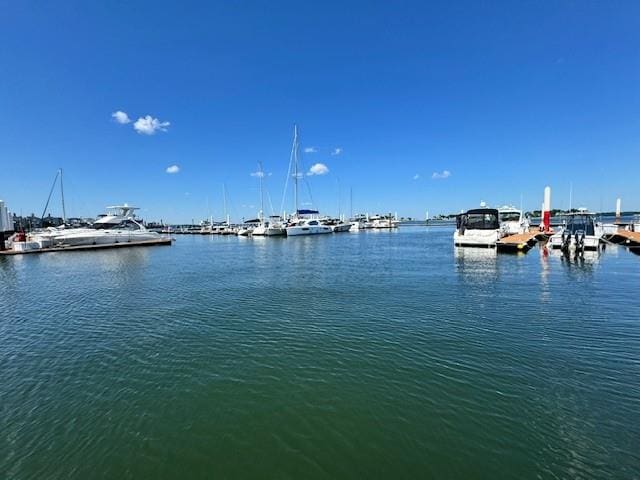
[{"left": 1, "top": 228, "right": 639, "bottom": 479}]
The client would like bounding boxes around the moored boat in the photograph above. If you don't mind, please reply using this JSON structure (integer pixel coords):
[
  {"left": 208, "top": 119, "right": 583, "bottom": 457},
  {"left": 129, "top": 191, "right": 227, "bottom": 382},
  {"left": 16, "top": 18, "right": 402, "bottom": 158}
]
[
  {"left": 547, "top": 211, "right": 604, "bottom": 252},
  {"left": 454, "top": 208, "right": 501, "bottom": 247}
]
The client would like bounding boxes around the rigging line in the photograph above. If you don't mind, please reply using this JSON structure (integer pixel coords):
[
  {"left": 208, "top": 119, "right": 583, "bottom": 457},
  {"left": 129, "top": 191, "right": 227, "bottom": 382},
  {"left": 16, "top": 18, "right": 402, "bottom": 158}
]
[
  {"left": 262, "top": 175, "right": 276, "bottom": 216},
  {"left": 302, "top": 175, "right": 315, "bottom": 208},
  {"left": 41, "top": 169, "right": 61, "bottom": 221},
  {"left": 280, "top": 132, "right": 296, "bottom": 215}
]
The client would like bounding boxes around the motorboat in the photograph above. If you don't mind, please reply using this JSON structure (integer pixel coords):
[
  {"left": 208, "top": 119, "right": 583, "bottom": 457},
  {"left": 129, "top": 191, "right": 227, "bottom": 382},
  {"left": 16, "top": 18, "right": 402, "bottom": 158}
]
[
  {"left": 349, "top": 214, "right": 371, "bottom": 231},
  {"left": 454, "top": 208, "right": 500, "bottom": 247},
  {"left": 25, "top": 205, "right": 162, "bottom": 248},
  {"left": 369, "top": 214, "right": 399, "bottom": 229},
  {"left": 498, "top": 205, "right": 529, "bottom": 236},
  {"left": 321, "top": 218, "right": 352, "bottom": 232},
  {"left": 252, "top": 216, "right": 286, "bottom": 236},
  {"left": 547, "top": 211, "right": 604, "bottom": 252},
  {"left": 236, "top": 226, "right": 253, "bottom": 236}
]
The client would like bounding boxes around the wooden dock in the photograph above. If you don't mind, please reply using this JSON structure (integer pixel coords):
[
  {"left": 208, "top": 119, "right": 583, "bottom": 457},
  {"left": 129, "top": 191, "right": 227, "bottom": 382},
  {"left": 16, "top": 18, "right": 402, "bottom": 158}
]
[
  {"left": 496, "top": 231, "right": 547, "bottom": 253},
  {"left": 0, "top": 238, "right": 173, "bottom": 256},
  {"left": 606, "top": 229, "right": 640, "bottom": 249}
]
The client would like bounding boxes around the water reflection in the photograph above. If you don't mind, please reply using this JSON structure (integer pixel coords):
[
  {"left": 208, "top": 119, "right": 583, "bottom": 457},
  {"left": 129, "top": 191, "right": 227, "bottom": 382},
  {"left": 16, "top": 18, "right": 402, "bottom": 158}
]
[
  {"left": 454, "top": 246, "right": 499, "bottom": 283},
  {"left": 543, "top": 246, "right": 602, "bottom": 278}
]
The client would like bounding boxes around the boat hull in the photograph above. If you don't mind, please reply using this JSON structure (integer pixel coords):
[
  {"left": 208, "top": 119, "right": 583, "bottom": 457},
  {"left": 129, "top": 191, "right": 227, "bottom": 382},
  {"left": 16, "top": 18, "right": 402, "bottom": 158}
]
[
  {"left": 252, "top": 226, "right": 286, "bottom": 236},
  {"left": 286, "top": 226, "right": 332, "bottom": 236},
  {"left": 453, "top": 229, "right": 500, "bottom": 247}
]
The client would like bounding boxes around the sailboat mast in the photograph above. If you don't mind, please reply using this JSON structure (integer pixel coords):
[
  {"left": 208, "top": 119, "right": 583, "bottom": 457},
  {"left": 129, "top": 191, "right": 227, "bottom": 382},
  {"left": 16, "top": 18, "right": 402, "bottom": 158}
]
[
  {"left": 293, "top": 125, "right": 299, "bottom": 215},
  {"left": 258, "top": 161, "right": 265, "bottom": 223},
  {"left": 223, "top": 184, "right": 229, "bottom": 225},
  {"left": 59, "top": 168, "right": 67, "bottom": 224},
  {"left": 350, "top": 187, "right": 353, "bottom": 220}
]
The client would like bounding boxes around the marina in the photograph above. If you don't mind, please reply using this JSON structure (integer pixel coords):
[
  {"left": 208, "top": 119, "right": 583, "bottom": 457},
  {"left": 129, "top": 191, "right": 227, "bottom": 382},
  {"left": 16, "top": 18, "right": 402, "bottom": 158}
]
[{"left": 2, "top": 2, "right": 640, "bottom": 478}]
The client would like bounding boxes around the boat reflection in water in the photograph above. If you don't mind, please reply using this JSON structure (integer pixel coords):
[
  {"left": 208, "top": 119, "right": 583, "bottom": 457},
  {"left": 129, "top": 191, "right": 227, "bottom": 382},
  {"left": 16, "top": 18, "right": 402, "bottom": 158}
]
[
  {"left": 542, "top": 244, "right": 603, "bottom": 272},
  {"left": 454, "top": 246, "right": 499, "bottom": 283}
]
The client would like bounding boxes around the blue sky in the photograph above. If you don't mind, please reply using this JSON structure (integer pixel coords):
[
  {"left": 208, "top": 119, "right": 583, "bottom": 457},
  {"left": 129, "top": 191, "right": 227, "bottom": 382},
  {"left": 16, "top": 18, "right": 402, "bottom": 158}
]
[{"left": 1, "top": 1, "right": 639, "bottom": 223}]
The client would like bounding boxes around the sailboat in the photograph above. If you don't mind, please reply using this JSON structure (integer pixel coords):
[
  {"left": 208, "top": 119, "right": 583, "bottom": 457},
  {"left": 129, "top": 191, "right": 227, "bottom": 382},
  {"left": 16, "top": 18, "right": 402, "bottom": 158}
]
[
  {"left": 251, "top": 161, "right": 286, "bottom": 236},
  {"left": 284, "top": 126, "right": 332, "bottom": 236}
]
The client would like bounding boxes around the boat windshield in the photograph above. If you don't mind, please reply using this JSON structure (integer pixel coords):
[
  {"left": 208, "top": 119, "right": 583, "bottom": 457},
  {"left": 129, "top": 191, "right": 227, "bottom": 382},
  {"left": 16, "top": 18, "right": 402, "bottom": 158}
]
[
  {"left": 565, "top": 215, "right": 595, "bottom": 235},
  {"left": 465, "top": 213, "right": 499, "bottom": 230},
  {"left": 500, "top": 212, "right": 520, "bottom": 222},
  {"left": 93, "top": 220, "right": 141, "bottom": 231}
]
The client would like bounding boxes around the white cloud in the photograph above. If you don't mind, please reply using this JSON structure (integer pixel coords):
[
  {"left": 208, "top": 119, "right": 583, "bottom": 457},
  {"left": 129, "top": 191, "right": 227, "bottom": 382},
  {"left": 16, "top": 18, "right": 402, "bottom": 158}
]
[
  {"left": 331, "top": 147, "right": 343, "bottom": 156},
  {"left": 134, "top": 115, "right": 170, "bottom": 135},
  {"left": 112, "top": 110, "right": 131, "bottom": 124},
  {"left": 432, "top": 170, "right": 451, "bottom": 179},
  {"left": 250, "top": 171, "right": 265, "bottom": 178},
  {"left": 308, "top": 163, "right": 329, "bottom": 176},
  {"left": 413, "top": 174, "right": 420, "bottom": 180},
  {"left": 304, "top": 147, "right": 318, "bottom": 153},
  {"left": 166, "top": 165, "right": 180, "bottom": 174}
]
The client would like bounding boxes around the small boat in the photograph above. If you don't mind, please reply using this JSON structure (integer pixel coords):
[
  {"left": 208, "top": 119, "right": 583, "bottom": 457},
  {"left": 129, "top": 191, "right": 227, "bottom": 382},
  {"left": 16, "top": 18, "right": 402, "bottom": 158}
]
[
  {"left": 454, "top": 208, "right": 500, "bottom": 247},
  {"left": 349, "top": 214, "right": 371, "bottom": 231},
  {"left": 369, "top": 214, "right": 399, "bottom": 229},
  {"left": 321, "top": 218, "right": 351, "bottom": 232},
  {"left": 236, "top": 226, "right": 253, "bottom": 236},
  {"left": 547, "top": 211, "right": 604, "bottom": 252},
  {"left": 253, "top": 217, "right": 287, "bottom": 236}
]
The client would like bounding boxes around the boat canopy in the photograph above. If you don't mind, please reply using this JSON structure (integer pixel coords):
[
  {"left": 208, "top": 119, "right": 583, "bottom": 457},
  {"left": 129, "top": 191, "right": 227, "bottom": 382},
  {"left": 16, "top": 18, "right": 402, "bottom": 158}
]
[
  {"left": 564, "top": 214, "right": 596, "bottom": 235},
  {"left": 297, "top": 209, "right": 319, "bottom": 215},
  {"left": 457, "top": 208, "right": 499, "bottom": 230}
]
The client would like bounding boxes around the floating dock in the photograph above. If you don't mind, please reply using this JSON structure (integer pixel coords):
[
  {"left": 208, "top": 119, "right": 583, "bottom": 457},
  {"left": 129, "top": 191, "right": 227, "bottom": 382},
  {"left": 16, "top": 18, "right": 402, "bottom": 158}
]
[
  {"left": 496, "top": 231, "right": 548, "bottom": 253},
  {"left": 605, "top": 230, "right": 640, "bottom": 249},
  {"left": 0, "top": 238, "right": 173, "bottom": 256}
]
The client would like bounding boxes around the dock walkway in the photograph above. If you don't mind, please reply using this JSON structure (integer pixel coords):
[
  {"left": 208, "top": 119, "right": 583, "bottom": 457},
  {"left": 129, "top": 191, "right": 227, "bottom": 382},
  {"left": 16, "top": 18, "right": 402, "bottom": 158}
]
[
  {"left": 496, "top": 231, "right": 548, "bottom": 253},
  {"left": 606, "top": 230, "right": 640, "bottom": 249}
]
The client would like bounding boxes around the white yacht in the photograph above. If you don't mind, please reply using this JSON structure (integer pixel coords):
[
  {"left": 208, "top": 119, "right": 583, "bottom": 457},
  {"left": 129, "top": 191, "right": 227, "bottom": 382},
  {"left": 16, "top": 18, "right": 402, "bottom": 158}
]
[
  {"left": 370, "top": 214, "right": 399, "bottom": 229},
  {"left": 252, "top": 216, "right": 286, "bottom": 236},
  {"left": 453, "top": 208, "right": 501, "bottom": 247},
  {"left": 547, "top": 211, "right": 604, "bottom": 252},
  {"left": 349, "top": 214, "right": 371, "bottom": 231},
  {"left": 25, "top": 205, "right": 162, "bottom": 249},
  {"left": 321, "top": 218, "right": 351, "bottom": 232},
  {"left": 498, "top": 206, "right": 529, "bottom": 236}
]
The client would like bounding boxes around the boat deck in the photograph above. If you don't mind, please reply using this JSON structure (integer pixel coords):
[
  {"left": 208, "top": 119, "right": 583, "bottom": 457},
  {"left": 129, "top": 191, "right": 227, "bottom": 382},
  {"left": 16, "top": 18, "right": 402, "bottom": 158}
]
[{"left": 0, "top": 238, "right": 173, "bottom": 256}]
